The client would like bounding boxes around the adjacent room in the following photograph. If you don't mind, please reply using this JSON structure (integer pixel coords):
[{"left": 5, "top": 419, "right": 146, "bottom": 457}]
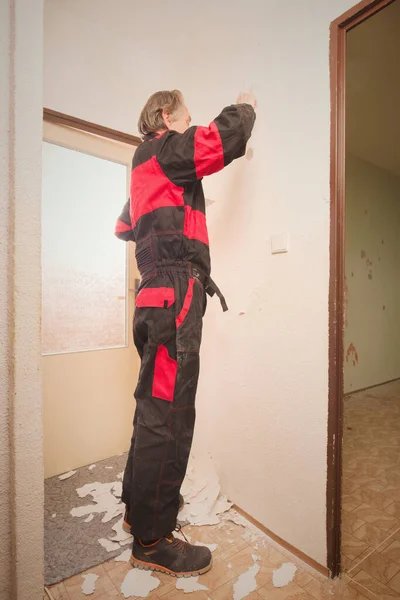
[{"left": 341, "top": 0, "right": 400, "bottom": 592}]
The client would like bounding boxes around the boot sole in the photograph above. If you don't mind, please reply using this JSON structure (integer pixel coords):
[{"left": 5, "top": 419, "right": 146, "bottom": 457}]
[
  {"left": 129, "top": 556, "right": 213, "bottom": 578},
  {"left": 123, "top": 501, "right": 185, "bottom": 534}
]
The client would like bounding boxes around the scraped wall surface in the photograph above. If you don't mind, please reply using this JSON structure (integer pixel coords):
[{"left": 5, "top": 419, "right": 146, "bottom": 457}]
[
  {"left": 1, "top": 0, "right": 44, "bottom": 598},
  {"left": 344, "top": 155, "right": 400, "bottom": 393},
  {"left": 44, "top": 0, "right": 357, "bottom": 566}
]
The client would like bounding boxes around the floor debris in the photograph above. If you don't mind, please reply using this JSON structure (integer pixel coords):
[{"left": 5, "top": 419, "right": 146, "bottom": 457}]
[
  {"left": 120, "top": 569, "right": 160, "bottom": 598},
  {"left": 88, "top": 464, "right": 96, "bottom": 470},
  {"left": 81, "top": 573, "right": 98, "bottom": 595},
  {"left": 176, "top": 576, "right": 209, "bottom": 593},
  {"left": 98, "top": 538, "right": 121, "bottom": 552},
  {"left": 109, "top": 517, "right": 132, "bottom": 543},
  {"left": 114, "top": 549, "right": 131, "bottom": 562},
  {"left": 233, "top": 564, "right": 260, "bottom": 600},
  {"left": 195, "top": 541, "right": 217, "bottom": 552},
  {"left": 84, "top": 514, "right": 94, "bottom": 523},
  {"left": 71, "top": 481, "right": 124, "bottom": 523},
  {"left": 179, "top": 453, "right": 232, "bottom": 526},
  {"left": 58, "top": 470, "right": 77, "bottom": 480},
  {"left": 272, "top": 562, "right": 297, "bottom": 588}
]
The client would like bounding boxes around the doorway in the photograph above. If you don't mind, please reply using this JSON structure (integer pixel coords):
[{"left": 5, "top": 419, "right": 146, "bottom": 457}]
[{"left": 329, "top": 0, "right": 400, "bottom": 587}]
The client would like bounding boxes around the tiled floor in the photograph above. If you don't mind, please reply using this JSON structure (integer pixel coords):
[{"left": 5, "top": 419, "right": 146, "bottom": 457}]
[
  {"left": 342, "top": 380, "right": 400, "bottom": 598},
  {"left": 47, "top": 517, "right": 372, "bottom": 600},
  {"left": 45, "top": 380, "right": 400, "bottom": 600}
]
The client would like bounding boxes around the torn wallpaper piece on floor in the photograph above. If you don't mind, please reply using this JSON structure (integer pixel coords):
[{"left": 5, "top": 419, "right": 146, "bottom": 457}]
[{"left": 179, "top": 452, "right": 232, "bottom": 526}]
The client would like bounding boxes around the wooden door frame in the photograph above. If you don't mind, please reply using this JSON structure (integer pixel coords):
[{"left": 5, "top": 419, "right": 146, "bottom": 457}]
[{"left": 327, "top": 0, "right": 397, "bottom": 577}]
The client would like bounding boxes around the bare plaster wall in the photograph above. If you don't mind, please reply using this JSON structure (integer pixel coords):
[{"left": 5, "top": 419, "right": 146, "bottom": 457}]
[
  {"left": 0, "top": 1, "right": 44, "bottom": 598},
  {"left": 44, "top": 0, "right": 357, "bottom": 566},
  {"left": 0, "top": 1, "right": 13, "bottom": 595},
  {"left": 344, "top": 155, "right": 400, "bottom": 393}
]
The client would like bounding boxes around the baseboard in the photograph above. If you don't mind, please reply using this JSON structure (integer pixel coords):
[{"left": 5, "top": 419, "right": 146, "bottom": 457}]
[
  {"left": 233, "top": 505, "right": 330, "bottom": 578},
  {"left": 344, "top": 375, "right": 400, "bottom": 397}
]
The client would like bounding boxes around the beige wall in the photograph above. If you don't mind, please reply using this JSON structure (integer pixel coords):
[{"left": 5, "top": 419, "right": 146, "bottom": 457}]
[
  {"left": 0, "top": 2, "right": 13, "bottom": 595},
  {"left": 344, "top": 155, "right": 400, "bottom": 393},
  {"left": 43, "top": 0, "right": 358, "bottom": 567},
  {"left": 0, "top": 1, "right": 44, "bottom": 599}
]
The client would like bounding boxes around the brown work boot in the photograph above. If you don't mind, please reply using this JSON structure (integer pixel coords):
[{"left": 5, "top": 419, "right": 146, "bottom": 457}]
[
  {"left": 130, "top": 531, "right": 212, "bottom": 577},
  {"left": 123, "top": 494, "right": 185, "bottom": 534}
]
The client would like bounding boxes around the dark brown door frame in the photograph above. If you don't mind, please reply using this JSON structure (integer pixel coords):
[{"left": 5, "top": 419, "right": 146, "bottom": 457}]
[
  {"left": 43, "top": 108, "right": 142, "bottom": 147},
  {"left": 327, "top": 0, "right": 397, "bottom": 578}
]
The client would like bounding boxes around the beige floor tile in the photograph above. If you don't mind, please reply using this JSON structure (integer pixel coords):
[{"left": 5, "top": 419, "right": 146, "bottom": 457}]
[
  {"left": 360, "top": 480, "right": 390, "bottom": 494},
  {"left": 342, "top": 512, "right": 367, "bottom": 535},
  {"left": 383, "top": 488, "right": 400, "bottom": 503},
  {"left": 352, "top": 504, "right": 399, "bottom": 532},
  {"left": 385, "top": 501, "right": 400, "bottom": 519},
  {"left": 47, "top": 583, "right": 70, "bottom": 600},
  {"left": 342, "top": 532, "right": 369, "bottom": 560},
  {"left": 305, "top": 576, "right": 370, "bottom": 600},
  {"left": 218, "top": 540, "right": 250, "bottom": 562},
  {"left": 106, "top": 563, "right": 134, "bottom": 593},
  {"left": 197, "top": 557, "right": 237, "bottom": 592},
  {"left": 209, "top": 580, "right": 261, "bottom": 600},
  {"left": 94, "top": 591, "right": 121, "bottom": 599},
  {"left": 343, "top": 479, "right": 362, "bottom": 496},
  {"left": 351, "top": 549, "right": 400, "bottom": 584},
  {"left": 352, "top": 489, "right": 393, "bottom": 512},
  {"left": 228, "top": 545, "right": 267, "bottom": 573},
  {"left": 293, "top": 571, "right": 314, "bottom": 589},
  {"left": 257, "top": 580, "right": 315, "bottom": 599},
  {"left": 257, "top": 544, "right": 288, "bottom": 568},
  {"left": 164, "top": 590, "right": 211, "bottom": 600},
  {"left": 351, "top": 570, "right": 400, "bottom": 600},
  {"left": 342, "top": 555, "right": 357, "bottom": 573},
  {"left": 342, "top": 496, "right": 364, "bottom": 513},
  {"left": 152, "top": 571, "right": 176, "bottom": 598},
  {"left": 352, "top": 523, "right": 389, "bottom": 547},
  {"left": 382, "top": 540, "right": 400, "bottom": 565},
  {"left": 347, "top": 580, "right": 381, "bottom": 600},
  {"left": 387, "top": 570, "right": 400, "bottom": 594},
  {"left": 63, "top": 565, "right": 117, "bottom": 600}
]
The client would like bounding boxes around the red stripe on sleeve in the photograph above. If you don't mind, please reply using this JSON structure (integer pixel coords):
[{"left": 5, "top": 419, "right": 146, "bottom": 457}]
[
  {"left": 194, "top": 122, "right": 224, "bottom": 178},
  {"left": 183, "top": 205, "right": 209, "bottom": 246}
]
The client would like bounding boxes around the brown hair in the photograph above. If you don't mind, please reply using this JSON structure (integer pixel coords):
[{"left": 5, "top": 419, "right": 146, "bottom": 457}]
[{"left": 137, "top": 90, "right": 184, "bottom": 137}]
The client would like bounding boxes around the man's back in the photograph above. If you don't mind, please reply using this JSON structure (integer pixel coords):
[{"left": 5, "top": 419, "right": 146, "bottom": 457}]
[{"left": 115, "top": 101, "right": 256, "bottom": 278}]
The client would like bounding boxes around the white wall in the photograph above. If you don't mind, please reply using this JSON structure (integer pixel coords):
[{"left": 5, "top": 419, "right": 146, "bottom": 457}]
[
  {"left": 344, "top": 155, "right": 400, "bottom": 393},
  {"left": 1, "top": 1, "right": 44, "bottom": 598},
  {"left": 44, "top": 0, "right": 357, "bottom": 566}
]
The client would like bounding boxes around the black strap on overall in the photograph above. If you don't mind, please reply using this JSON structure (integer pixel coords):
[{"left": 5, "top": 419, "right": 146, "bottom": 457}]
[
  {"left": 140, "top": 261, "right": 228, "bottom": 313},
  {"left": 188, "top": 265, "right": 228, "bottom": 312}
]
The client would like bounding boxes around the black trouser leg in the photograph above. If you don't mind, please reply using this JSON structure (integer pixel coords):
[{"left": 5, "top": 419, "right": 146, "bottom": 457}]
[{"left": 122, "top": 272, "right": 204, "bottom": 540}]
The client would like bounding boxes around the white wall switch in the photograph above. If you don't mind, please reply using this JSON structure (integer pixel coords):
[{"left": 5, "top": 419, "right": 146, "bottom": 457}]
[{"left": 271, "top": 233, "right": 289, "bottom": 254}]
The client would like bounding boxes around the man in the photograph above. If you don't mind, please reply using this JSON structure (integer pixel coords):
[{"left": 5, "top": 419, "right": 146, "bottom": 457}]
[{"left": 115, "top": 90, "right": 256, "bottom": 577}]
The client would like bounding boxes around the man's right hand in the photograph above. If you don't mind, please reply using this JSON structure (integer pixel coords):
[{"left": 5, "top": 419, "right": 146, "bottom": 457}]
[{"left": 236, "top": 92, "right": 257, "bottom": 109}]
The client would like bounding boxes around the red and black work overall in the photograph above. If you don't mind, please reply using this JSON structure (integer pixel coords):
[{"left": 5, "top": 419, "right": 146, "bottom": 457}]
[{"left": 115, "top": 103, "right": 255, "bottom": 541}]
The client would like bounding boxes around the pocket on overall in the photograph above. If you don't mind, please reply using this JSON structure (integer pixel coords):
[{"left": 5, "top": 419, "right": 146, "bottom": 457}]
[
  {"left": 152, "top": 345, "right": 178, "bottom": 402},
  {"left": 176, "top": 278, "right": 195, "bottom": 328},
  {"left": 136, "top": 286, "right": 178, "bottom": 402},
  {"left": 136, "top": 287, "right": 175, "bottom": 308}
]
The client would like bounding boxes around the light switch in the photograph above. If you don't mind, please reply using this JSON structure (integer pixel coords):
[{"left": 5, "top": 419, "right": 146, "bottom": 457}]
[{"left": 271, "top": 233, "right": 289, "bottom": 254}]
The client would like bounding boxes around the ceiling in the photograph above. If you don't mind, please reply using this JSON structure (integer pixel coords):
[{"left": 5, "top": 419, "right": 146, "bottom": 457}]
[{"left": 346, "top": 0, "right": 400, "bottom": 176}]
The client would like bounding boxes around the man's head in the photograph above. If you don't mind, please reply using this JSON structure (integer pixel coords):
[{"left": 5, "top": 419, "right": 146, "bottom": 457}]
[{"left": 138, "top": 90, "right": 191, "bottom": 138}]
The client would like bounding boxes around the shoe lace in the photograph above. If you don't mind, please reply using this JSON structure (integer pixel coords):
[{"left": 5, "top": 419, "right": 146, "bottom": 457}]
[{"left": 170, "top": 524, "right": 189, "bottom": 554}]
